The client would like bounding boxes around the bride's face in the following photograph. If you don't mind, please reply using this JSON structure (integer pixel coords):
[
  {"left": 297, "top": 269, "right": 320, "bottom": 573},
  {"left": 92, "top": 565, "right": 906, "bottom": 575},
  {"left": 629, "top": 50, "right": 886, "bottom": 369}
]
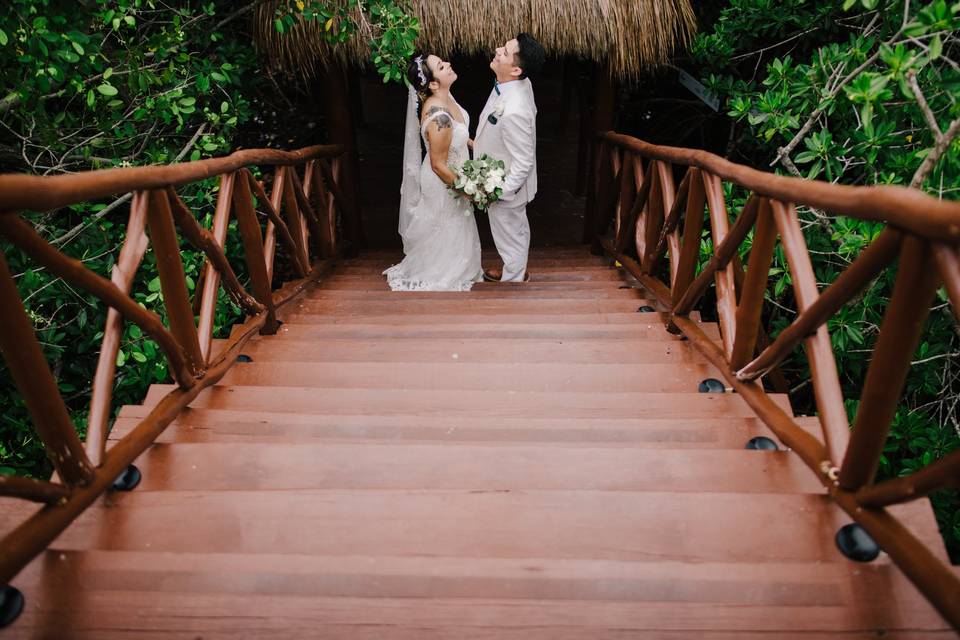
[{"left": 427, "top": 55, "right": 457, "bottom": 90}]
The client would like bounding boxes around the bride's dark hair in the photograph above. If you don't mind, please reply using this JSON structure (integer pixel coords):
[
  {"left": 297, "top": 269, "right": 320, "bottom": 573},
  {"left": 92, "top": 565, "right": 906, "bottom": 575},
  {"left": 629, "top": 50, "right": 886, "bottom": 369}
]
[{"left": 407, "top": 51, "right": 435, "bottom": 106}]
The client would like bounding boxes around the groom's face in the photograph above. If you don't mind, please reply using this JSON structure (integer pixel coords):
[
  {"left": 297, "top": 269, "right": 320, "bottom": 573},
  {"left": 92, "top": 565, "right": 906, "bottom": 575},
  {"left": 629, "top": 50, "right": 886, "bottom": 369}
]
[{"left": 490, "top": 38, "right": 522, "bottom": 79}]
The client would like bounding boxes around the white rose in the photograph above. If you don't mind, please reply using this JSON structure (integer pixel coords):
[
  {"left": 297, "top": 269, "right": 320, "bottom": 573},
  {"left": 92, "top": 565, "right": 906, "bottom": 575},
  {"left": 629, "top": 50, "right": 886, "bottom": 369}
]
[
  {"left": 484, "top": 178, "right": 497, "bottom": 192},
  {"left": 463, "top": 180, "right": 477, "bottom": 195}
]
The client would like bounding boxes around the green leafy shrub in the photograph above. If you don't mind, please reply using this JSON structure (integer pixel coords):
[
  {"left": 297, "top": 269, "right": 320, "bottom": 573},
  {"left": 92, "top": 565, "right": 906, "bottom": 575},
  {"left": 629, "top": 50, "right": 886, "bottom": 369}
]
[
  {"left": 690, "top": 0, "right": 960, "bottom": 559},
  {"left": 0, "top": 0, "right": 261, "bottom": 477}
]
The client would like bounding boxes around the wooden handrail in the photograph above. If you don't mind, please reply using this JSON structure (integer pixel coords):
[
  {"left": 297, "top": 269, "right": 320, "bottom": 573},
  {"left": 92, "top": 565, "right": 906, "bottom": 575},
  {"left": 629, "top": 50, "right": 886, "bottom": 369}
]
[
  {"left": 598, "top": 132, "right": 960, "bottom": 243},
  {"left": 588, "top": 132, "right": 960, "bottom": 629},
  {"left": 0, "top": 143, "right": 347, "bottom": 598},
  {"left": 0, "top": 144, "right": 346, "bottom": 213}
]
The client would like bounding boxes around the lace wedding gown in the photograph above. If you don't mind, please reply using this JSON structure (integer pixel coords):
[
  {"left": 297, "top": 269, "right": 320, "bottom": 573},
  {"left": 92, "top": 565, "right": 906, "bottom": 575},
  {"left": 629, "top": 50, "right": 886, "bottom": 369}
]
[{"left": 384, "top": 102, "right": 483, "bottom": 291}]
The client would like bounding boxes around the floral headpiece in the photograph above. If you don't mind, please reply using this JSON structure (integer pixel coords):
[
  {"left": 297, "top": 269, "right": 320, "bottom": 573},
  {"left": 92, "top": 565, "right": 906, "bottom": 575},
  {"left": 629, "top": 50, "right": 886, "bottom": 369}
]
[{"left": 414, "top": 55, "right": 428, "bottom": 86}]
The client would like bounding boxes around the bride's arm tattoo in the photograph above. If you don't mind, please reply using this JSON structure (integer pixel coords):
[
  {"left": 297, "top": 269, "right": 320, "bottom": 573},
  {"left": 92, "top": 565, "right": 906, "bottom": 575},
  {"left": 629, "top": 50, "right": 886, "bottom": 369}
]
[{"left": 427, "top": 106, "right": 452, "bottom": 130}]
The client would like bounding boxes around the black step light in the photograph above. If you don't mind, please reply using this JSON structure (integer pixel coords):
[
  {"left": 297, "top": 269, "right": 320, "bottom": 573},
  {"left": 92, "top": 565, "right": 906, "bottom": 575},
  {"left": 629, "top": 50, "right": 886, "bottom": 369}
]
[
  {"left": 835, "top": 523, "right": 881, "bottom": 562},
  {"left": 637, "top": 305, "right": 656, "bottom": 313},
  {"left": 0, "top": 585, "right": 24, "bottom": 628},
  {"left": 236, "top": 354, "right": 253, "bottom": 363},
  {"left": 745, "top": 436, "right": 779, "bottom": 451},
  {"left": 698, "top": 378, "right": 725, "bottom": 393},
  {"left": 111, "top": 464, "right": 141, "bottom": 492}
]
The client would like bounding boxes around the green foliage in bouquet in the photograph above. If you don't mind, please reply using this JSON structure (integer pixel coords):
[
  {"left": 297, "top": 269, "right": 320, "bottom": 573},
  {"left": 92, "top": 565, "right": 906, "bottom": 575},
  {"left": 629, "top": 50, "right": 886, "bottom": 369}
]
[{"left": 451, "top": 154, "right": 507, "bottom": 212}]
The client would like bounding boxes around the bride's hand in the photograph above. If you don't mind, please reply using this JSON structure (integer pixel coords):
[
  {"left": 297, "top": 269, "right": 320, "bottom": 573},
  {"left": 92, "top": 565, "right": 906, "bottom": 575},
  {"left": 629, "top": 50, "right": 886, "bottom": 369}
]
[{"left": 467, "top": 138, "right": 474, "bottom": 150}]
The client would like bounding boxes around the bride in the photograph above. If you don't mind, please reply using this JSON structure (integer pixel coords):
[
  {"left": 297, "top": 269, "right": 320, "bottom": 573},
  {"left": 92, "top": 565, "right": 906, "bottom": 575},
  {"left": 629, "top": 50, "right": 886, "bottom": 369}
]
[{"left": 383, "top": 52, "right": 483, "bottom": 291}]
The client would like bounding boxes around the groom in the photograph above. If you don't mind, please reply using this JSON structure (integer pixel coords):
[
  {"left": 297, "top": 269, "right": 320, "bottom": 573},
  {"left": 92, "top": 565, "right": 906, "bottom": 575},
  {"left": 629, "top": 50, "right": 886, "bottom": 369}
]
[{"left": 475, "top": 34, "right": 545, "bottom": 282}]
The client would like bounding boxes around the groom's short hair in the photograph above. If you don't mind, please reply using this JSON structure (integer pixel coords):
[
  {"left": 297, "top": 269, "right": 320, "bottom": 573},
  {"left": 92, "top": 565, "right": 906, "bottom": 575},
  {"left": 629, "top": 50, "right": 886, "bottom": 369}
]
[{"left": 515, "top": 33, "right": 545, "bottom": 80}]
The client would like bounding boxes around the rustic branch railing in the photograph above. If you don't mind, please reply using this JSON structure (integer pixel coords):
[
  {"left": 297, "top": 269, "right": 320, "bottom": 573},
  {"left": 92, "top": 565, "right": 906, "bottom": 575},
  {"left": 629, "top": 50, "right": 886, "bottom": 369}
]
[
  {"left": 586, "top": 131, "right": 960, "bottom": 629},
  {"left": 0, "top": 143, "right": 348, "bottom": 599}
]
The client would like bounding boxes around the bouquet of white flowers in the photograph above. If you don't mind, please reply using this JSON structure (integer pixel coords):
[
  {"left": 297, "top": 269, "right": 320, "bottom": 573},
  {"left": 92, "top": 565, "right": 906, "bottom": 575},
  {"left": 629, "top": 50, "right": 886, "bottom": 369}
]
[{"left": 450, "top": 154, "right": 507, "bottom": 212}]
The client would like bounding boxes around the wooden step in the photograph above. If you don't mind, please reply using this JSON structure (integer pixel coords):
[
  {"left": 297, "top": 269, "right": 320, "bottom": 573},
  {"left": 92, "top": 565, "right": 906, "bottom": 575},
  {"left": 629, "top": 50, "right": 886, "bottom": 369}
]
[
  {"left": 225, "top": 337, "right": 710, "bottom": 363},
  {"left": 334, "top": 264, "right": 623, "bottom": 277},
  {"left": 18, "top": 489, "right": 942, "bottom": 564},
  {"left": 344, "top": 256, "right": 611, "bottom": 268},
  {"left": 322, "top": 270, "right": 627, "bottom": 282},
  {"left": 277, "top": 311, "right": 699, "bottom": 325},
  {"left": 261, "top": 321, "right": 720, "bottom": 340},
  {"left": 304, "top": 288, "right": 646, "bottom": 300},
  {"left": 217, "top": 362, "right": 723, "bottom": 393},
  {"left": 290, "top": 298, "right": 654, "bottom": 315},
  {"left": 11, "top": 549, "right": 949, "bottom": 637},
  {"left": 143, "top": 385, "right": 790, "bottom": 418},
  {"left": 124, "top": 442, "right": 823, "bottom": 493},
  {"left": 111, "top": 407, "right": 784, "bottom": 449},
  {"left": 314, "top": 275, "right": 642, "bottom": 294}
]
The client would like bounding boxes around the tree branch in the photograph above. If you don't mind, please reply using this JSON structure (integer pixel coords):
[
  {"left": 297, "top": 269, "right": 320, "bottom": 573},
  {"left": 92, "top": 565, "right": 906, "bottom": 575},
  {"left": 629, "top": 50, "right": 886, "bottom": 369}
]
[
  {"left": 906, "top": 71, "right": 942, "bottom": 138},
  {"left": 52, "top": 124, "right": 207, "bottom": 247},
  {"left": 910, "top": 117, "right": 960, "bottom": 189}
]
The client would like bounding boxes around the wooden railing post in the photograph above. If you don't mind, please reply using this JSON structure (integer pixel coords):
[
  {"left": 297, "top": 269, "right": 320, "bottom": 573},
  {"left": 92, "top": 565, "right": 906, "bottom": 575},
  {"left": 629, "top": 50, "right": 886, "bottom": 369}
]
[
  {"left": 702, "top": 171, "right": 739, "bottom": 357},
  {"left": 770, "top": 200, "right": 851, "bottom": 467},
  {"left": 730, "top": 198, "right": 777, "bottom": 370},
  {"left": 196, "top": 173, "right": 235, "bottom": 362},
  {"left": 839, "top": 234, "right": 940, "bottom": 491},
  {"left": 281, "top": 167, "right": 311, "bottom": 269},
  {"left": 85, "top": 192, "right": 149, "bottom": 466},
  {"left": 0, "top": 247, "right": 95, "bottom": 486},
  {"left": 146, "top": 189, "right": 204, "bottom": 378},
  {"left": 671, "top": 168, "right": 705, "bottom": 310},
  {"left": 614, "top": 151, "right": 635, "bottom": 250},
  {"left": 232, "top": 171, "right": 280, "bottom": 334}
]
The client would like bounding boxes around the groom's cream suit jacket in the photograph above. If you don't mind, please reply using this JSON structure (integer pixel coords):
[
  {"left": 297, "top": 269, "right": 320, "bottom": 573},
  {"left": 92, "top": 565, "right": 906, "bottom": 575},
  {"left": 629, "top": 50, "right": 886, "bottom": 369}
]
[{"left": 474, "top": 78, "right": 537, "bottom": 205}]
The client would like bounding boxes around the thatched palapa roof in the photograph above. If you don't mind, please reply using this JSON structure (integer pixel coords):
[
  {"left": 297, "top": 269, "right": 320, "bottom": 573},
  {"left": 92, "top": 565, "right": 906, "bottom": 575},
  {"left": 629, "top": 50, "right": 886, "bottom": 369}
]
[{"left": 252, "top": 0, "right": 697, "bottom": 81}]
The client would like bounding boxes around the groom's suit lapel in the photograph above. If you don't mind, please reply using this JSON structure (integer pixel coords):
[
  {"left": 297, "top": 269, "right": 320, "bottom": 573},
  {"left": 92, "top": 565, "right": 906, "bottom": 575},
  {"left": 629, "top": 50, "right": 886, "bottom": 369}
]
[{"left": 475, "top": 87, "right": 498, "bottom": 140}]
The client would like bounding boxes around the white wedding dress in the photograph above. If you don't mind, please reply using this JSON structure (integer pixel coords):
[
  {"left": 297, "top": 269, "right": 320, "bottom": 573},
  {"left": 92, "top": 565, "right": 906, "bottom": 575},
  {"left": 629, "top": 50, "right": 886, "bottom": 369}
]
[{"left": 384, "top": 99, "right": 483, "bottom": 291}]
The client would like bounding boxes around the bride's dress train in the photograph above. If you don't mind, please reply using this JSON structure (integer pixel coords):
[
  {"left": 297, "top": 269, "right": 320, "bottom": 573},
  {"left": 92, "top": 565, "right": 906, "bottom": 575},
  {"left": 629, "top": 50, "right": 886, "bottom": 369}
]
[{"left": 384, "top": 100, "right": 483, "bottom": 291}]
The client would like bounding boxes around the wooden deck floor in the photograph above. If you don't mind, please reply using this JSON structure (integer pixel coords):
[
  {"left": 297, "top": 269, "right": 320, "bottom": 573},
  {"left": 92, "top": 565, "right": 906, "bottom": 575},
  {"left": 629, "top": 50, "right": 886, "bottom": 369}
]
[{"left": 2, "top": 249, "right": 953, "bottom": 637}]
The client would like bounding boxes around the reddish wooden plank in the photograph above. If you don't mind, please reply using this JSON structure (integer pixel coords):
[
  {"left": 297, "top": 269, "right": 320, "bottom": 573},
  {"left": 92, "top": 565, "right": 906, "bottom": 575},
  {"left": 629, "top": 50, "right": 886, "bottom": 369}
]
[
  {"left": 7, "top": 550, "right": 948, "bottom": 637},
  {"left": 266, "top": 321, "right": 721, "bottom": 341},
  {"left": 218, "top": 362, "right": 723, "bottom": 392},
  {"left": 221, "top": 337, "right": 710, "bottom": 364},
  {"left": 276, "top": 311, "right": 700, "bottom": 325},
  {"left": 17, "top": 490, "right": 943, "bottom": 564},
  {"left": 317, "top": 278, "right": 631, "bottom": 290},
  {"left": 305, "top": 289, "right": 647, "bottom": 300},
  {"left": 324, "top": 270, "right": 627, "bottom": 282},
  {"left": 126, "top": 442, "right": 824, "bottom": 493},
  {"left": 143, "top": 385, "right": 794, "bottom": 419},
  {"left": 8, "top": 594, "right": 953, "bottom": 639},
  {"left": 291, "top": 298, "right": 651, "bottom": 314},
  {"left": 111, "top": 407, "right": 782, "bottom": 449}
]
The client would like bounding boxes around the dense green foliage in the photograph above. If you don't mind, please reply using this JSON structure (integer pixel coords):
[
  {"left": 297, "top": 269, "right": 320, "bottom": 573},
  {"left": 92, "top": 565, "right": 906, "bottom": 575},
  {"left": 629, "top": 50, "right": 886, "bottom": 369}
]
[
  {"left": 690, "top": 0, "right": 960, "bottom": 559},
  {"left": 0, "top": 0, "right": 263, "bottom": 476},
  {"left": 275, "top": 0, "right": 419, "bottom": 83}
]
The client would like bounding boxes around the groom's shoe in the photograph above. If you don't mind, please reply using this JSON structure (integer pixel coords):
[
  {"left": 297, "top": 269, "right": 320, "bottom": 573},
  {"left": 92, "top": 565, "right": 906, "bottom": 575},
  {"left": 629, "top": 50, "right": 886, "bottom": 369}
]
[{"left": 483, "top": 267, "right": 531, "bottom": 282}]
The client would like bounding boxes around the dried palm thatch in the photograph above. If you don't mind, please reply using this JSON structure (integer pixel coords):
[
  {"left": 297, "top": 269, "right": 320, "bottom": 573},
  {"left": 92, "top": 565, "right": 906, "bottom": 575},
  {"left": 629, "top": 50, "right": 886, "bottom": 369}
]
[{"left": 252, "top": 0, "right": 697, "bottom": 81}]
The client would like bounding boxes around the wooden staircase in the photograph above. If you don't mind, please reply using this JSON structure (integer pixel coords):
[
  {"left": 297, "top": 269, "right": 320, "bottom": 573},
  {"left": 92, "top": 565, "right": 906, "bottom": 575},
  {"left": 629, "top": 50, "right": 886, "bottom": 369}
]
[{"left": 6, "top": 247, "right": 952, "bottom": 637}]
